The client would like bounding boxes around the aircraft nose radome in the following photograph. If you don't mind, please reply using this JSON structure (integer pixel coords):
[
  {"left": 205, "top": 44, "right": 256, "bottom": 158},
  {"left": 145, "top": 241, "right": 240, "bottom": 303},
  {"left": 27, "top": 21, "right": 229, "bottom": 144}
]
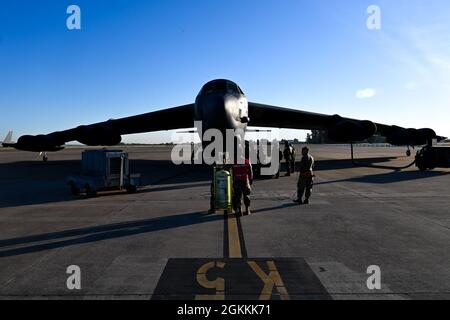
[{"left": 224, "top": 95, "right": 241, "bottom": 123}]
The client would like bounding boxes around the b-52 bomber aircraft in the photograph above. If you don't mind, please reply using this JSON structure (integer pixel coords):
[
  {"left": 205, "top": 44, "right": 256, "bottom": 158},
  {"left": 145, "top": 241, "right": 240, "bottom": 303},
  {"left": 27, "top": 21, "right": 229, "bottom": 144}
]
[{"left": 3, "top": 79, "right": 445, "bottom": 161}]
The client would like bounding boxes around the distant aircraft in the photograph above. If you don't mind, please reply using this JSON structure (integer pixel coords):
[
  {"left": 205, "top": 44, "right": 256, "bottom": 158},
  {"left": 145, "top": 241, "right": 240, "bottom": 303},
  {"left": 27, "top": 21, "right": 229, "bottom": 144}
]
[
  {"left": 1, "top": 131, "right": 14, "bottom": 146},
  {"left": 3, "top": 79, "right": 446, "bottom": 161}
]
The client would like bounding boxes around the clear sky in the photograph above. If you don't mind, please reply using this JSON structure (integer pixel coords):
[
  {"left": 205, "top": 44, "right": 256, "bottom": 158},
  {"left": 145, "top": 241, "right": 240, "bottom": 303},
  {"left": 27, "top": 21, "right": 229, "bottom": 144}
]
[{"left": 1, "top": 0, "right": 449, "bottom": 143}]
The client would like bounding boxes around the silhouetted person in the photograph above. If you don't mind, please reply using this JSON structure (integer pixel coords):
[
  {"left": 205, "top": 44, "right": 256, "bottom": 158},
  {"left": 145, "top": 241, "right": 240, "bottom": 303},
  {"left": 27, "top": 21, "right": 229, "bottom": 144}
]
[
  {"left": 294, "top": 147, "right": 314, "bottom": 205},
  {"left": 276, "top": 144, "right": 283, "bottom": 179},
  {"left": 283, "top": 141, "right": 295, "bottom": 176},
  {"left": 191, "top": 142, "right": 196, "bottom": 163}
]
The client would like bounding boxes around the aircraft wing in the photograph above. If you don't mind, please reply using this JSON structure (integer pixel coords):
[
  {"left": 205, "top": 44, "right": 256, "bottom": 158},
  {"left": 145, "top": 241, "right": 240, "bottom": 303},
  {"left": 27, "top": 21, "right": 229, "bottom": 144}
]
[
  {"left": 248, "top": 102, "right": 442, "bottom": 145},
  {"left": 248, "top": 102, "right": 333, "bottom": 131},
  {"left": 10, "top": 104, "right": 195, "bottom": 152}
]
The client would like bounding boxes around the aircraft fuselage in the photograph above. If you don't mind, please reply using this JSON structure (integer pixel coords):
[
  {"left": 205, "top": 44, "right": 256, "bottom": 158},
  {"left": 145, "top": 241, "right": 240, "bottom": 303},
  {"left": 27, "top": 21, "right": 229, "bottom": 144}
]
[{"left": 194, "top": 80, "right": 249, "bottom": 142}]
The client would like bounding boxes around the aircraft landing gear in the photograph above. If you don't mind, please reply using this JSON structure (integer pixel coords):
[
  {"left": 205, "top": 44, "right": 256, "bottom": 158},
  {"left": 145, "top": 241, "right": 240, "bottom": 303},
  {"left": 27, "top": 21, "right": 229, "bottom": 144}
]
[{"left": 40, "top": 152, "right": 48, "bottom": 162}]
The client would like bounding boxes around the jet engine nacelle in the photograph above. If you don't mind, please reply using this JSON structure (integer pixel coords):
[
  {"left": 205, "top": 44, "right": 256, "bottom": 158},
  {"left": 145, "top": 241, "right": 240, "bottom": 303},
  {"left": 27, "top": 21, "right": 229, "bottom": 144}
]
[
  {"left": 16, "top": 134, "right": 64, "bottom": 152},
  {"left": 328, "top": 118, "right": 377, "bottom": 143},
  {"left": 386, "top": 127, "right": 436, "bottom": 146},
  {"left": 75, "top": 125, "right": 122, "bottom": 146}
]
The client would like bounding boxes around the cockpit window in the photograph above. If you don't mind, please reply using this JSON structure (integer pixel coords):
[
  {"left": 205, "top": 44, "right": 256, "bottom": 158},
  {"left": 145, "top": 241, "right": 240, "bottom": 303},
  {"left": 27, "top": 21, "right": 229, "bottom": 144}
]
[
  {"left": 200, "top": 80, "right": 243, "bottom": 95},
  {"left": 201, "top": 80, "right": 228, "bottom": 93},
  {"left": 227, "top": 82, "right": 239, "bottom": 93}
]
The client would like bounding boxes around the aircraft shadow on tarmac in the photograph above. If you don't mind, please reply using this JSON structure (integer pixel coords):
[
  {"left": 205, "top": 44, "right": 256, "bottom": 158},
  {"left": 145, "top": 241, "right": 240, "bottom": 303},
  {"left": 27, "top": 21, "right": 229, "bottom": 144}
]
[
  {"left": 313, "top": 157, "right": 399, "bottom": 171},
  {"left": 1, "top": 157, "right": 448, "bottom": 208},
  {"left": 251, "top": 203, "right": 300, "bottom": 214},
  {"left": 315, "top": 170, "right": 449, "bottom": 185},
  {"left": 0, "top": 211, "right": 221, "bottom": 258},
  {"left": 0, "top": 160, "right": 212, "bottom": 209}
]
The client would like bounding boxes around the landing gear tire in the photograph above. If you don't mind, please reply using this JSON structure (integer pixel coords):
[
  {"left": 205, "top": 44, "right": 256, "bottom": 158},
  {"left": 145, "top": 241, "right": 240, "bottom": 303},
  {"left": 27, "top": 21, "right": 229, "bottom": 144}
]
[
  {"left": 418, "top": 164, "right": 428, "bottom": 171},
  {"left": 43, "top": 154, "right": 48, "bottom": 162},
  {"left": 416, "top": 158, "right": 428, "bottom": 171}
]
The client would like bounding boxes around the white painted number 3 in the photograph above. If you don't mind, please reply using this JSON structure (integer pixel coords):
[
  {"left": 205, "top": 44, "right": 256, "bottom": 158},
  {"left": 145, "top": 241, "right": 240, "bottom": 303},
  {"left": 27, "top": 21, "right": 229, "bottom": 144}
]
[
  {"left": 66, "top": 265, "right": 81, "bottom": 290},
  {"left": 66, "top": 5, "right": 81, "bottom": 30},
  {"left": 366, "top": 265, "right": 381, "bottom": 290}
]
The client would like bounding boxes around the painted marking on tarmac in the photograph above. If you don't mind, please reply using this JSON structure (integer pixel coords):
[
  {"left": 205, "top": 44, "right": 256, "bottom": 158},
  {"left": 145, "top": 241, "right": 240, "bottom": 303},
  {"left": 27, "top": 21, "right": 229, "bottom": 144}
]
[
  {"left": 195, "top": 261, "right": 226, "bottom": 300},
  {"left": 151, "top": 258, "right": 331, "bottom": 300},
  {"left": 247, "top": 260, "right": 290, "bottom": 300},
  {"left": 227, "top": 213, "right": 244, "bottom": 258},
  {"left": 151, "top": 207, "right": 333, "bottom": 300}
]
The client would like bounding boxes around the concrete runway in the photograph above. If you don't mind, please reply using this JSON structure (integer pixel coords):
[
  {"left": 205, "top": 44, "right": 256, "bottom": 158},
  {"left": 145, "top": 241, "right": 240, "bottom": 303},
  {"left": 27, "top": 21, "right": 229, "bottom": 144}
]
[{"left": 0, "top": 145, "right": 449, "bottom": 300}]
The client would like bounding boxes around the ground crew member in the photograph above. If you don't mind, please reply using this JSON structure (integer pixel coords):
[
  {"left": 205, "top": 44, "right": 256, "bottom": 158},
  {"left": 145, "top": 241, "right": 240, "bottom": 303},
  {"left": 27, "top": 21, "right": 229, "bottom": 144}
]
[
  {"left": 190, "top": 142, "right": 196, "bottom": 163},
  {"left": 232, "top": 157, "right": 253, "bottom": 216},
  {"left": 283, "top": 141, "right": 295, "bottom": 176},
  {"left": 290, "top": 144, "right": 296, "bottom": 173},
  {"left": 276, "top": 144, "right": 283, "bottom": 179},
  {"left": 294, "top": 147, "right": 315, "bottom": 205}
]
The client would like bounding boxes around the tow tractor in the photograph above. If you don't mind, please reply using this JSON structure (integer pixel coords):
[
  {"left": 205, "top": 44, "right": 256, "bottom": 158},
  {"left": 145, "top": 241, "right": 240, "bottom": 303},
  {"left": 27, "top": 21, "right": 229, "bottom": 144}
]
[
  {"left": 415, "top": 144, "right": 450, "bottom": 171},
  {"left": 66, "top": 149, "right": 141, "bottom": 197}
]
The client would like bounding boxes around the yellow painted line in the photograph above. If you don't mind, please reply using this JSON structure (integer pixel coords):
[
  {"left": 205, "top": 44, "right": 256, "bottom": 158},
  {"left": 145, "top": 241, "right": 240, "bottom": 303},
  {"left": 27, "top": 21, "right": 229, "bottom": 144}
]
[{"left": 227, "top": 214, "right": 242, "bottom": 258}]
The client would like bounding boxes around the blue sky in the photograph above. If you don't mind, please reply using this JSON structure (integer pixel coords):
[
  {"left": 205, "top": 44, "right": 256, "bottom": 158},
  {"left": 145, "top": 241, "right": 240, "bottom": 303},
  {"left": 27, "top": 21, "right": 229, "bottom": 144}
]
[{"left": 1, "top": 0, "right": 449, "bottom": 143}]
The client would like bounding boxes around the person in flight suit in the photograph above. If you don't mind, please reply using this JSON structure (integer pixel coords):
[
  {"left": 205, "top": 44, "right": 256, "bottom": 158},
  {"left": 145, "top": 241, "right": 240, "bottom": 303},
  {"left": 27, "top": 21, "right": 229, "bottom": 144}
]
[
  {"left": 283, "top": 141, "right": 296, "bottom": 176},
  {"left": 294, "top": 147, "right": 315, "bottom": 205},
  {"left": 232, "top": 156, "right": 253, "bottom": 216}
]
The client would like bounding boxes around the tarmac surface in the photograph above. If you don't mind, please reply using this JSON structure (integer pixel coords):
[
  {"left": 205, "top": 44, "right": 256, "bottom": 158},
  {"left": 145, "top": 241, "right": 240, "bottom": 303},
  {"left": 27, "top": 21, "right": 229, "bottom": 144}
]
[{"left": 0, "top": 145, "right": 449, "bottom": 300}]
